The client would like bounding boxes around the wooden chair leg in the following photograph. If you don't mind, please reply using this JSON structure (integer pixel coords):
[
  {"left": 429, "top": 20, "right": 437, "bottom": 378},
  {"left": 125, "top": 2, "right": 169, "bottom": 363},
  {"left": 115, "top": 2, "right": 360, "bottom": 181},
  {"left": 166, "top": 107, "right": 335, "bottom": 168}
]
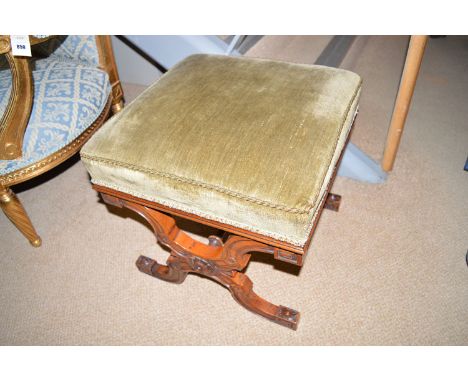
[
  {"left": 0, "top": 186, "right": 41, "bottom": 247},
  {"left": 101, "top": 192, "right": 300, "bottom": 330},
  {"left": 382, "top": 35, "right": 428, "bottom": 171}
]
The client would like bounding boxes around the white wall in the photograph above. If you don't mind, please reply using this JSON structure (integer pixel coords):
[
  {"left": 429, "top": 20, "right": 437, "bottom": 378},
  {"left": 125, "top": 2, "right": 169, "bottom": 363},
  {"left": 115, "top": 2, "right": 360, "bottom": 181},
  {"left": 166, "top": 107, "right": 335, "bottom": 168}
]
[
  {"left": 111, "top": 36, "right": 162, "bottom": 86},
  {"left": 111, "top": 35, "right": 237, "bottom": 86},
  {"left": 122, "top": 35, "right": 235, "bottom": 69}
]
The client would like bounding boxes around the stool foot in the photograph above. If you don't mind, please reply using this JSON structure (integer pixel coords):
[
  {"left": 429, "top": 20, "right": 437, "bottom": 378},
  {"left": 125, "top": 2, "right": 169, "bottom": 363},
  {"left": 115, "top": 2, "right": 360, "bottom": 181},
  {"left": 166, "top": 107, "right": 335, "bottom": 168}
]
[
  {"left": 227, "top": 272, "right": 300, "bottom": 330},
  {"left": 324, "top": 193, "right": 341, "bottom": 211},
  {"left": 136, "top": 255, "right": 187, "bottom": 284}
]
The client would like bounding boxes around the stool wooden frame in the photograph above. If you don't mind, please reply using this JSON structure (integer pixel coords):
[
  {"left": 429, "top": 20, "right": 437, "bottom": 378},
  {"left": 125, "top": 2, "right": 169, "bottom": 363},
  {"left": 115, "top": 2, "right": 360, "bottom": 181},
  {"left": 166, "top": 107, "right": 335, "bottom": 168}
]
[
  {"left": 93, "top": 135, "right": 347, "bottom": 330},
  {"left": 95, "top": 186, "right": 341, "bottom": 330}
]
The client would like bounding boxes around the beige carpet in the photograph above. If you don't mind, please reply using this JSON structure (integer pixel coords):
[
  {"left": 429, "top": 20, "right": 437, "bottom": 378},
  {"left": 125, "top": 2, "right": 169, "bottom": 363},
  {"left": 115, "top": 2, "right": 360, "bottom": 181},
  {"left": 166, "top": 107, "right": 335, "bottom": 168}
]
[{"left": 1, "top": 36, "right": 467, "bottom": 345}]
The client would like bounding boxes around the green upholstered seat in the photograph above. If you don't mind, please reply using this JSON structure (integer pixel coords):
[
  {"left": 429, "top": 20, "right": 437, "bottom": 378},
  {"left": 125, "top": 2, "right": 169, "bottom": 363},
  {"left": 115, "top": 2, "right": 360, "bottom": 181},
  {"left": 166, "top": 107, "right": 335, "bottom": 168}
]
[{"left": 81, "top": 54, "right": 361, "bottom": 247}]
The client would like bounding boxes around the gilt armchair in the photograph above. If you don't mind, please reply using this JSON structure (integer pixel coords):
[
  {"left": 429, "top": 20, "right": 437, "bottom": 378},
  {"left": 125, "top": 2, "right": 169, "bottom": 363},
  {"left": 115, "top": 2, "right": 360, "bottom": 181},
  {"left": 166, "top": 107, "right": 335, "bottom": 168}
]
[{"left": 0, "top": 35, "right": 124, "bottom": 246}]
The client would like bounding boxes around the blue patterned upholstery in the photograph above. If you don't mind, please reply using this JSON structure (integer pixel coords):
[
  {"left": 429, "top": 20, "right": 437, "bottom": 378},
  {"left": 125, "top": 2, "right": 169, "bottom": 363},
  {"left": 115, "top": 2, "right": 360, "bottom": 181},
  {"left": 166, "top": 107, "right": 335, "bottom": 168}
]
[
  {"left": 0, "top": 64, "right": 11, "bottom": 120},
  {"left": 47, "top": 35, "right": 101, "bottom": 67},
  {"left": 0, "top": 55, "right": 111, "bottom": 175}
]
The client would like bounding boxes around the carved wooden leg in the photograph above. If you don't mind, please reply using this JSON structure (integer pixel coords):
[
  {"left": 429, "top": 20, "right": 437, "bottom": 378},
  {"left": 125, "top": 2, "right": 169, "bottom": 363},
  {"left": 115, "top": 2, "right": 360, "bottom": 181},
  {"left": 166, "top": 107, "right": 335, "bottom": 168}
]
[
  {"left": 222, "top": 271, "right": 300, "bottom": 330},
  {"left": 136, "top": 254, "right": 188, "bottom": 284},
  {"left": 0, "top": 186, "right": 41, "bottom": 247},
  {"left": 100, "top": 191, "right": 301, "bottom": 330}
]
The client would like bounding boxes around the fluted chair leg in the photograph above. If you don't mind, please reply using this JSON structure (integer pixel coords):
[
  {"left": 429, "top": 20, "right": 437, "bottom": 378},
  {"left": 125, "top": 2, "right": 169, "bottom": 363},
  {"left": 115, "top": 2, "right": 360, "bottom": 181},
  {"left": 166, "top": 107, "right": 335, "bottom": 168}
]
[{"left": 0, "top": 186, "right": 42, "bottom": 247}]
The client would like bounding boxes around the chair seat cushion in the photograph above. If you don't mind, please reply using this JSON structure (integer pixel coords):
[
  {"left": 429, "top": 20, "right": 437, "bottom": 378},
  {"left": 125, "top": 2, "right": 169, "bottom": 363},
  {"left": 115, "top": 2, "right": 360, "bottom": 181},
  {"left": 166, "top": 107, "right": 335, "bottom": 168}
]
[
  {"left": 81, "top": 54, "right": 361, "bottom": 247},
  {"left": 0, "top": 58, "right": 111, "bottom": 176}
]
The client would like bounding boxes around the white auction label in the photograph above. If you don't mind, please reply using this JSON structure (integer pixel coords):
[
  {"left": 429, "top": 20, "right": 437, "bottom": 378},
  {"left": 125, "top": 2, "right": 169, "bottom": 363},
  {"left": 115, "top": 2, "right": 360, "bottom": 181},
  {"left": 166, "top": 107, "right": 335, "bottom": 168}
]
[{"left": 10, "top": 35, "right": 32, "bottom": 57}]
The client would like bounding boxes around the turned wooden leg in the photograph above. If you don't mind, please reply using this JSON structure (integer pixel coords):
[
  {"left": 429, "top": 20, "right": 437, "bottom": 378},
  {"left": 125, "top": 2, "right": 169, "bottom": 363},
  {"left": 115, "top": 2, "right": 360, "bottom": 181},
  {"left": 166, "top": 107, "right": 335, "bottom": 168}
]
[
  {"left": 100, "top": 191, "right": 301, "bottom": 330},
  {"left": 382, "top": 35, "right": 428, "bottom": 171},
  {"left": 0, "top": 186, "right": 41, "bottom": 247}
]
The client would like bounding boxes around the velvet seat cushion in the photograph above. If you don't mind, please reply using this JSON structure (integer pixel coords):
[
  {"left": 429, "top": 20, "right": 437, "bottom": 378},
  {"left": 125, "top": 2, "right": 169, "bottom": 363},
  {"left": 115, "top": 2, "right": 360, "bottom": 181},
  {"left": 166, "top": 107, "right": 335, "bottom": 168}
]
[
  {"left": 81, "top": 54, "right": 361, "bottom": 247},
  {"left": 0, "top": 57, "right": 111, "bottom": 175}
]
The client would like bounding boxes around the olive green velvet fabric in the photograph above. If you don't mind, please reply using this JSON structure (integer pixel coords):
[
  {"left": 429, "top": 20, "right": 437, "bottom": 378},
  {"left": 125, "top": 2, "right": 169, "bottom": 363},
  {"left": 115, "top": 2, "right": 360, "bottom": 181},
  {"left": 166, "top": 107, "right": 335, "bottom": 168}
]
[{"left": 81, "top": 54, "right": 361, "bottom": 246}]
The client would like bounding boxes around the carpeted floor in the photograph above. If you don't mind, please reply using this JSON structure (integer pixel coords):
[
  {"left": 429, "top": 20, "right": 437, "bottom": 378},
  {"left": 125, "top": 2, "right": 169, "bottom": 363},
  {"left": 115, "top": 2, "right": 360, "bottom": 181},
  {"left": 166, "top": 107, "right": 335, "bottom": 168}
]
[{"left": 1, "top": 36, "right": 467, "bottom": 345}]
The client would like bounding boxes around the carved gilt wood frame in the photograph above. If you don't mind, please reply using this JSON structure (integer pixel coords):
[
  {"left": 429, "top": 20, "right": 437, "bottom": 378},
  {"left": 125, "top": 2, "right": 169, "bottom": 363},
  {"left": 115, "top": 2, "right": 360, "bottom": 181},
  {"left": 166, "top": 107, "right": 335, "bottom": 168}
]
[
  {"left": 0, "top": 35, "right": 123, "bottom": 247},
  {"left": 0, "top": 35, "right": 123, "bottom": 186}
]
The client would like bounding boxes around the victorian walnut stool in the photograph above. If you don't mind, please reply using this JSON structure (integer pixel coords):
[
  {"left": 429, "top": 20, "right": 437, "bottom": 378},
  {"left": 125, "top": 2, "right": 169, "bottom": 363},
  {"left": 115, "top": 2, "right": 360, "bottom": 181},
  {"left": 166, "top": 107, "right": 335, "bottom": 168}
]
[{"left": 80, "top": 54, "right": 361, "bottom": 330}]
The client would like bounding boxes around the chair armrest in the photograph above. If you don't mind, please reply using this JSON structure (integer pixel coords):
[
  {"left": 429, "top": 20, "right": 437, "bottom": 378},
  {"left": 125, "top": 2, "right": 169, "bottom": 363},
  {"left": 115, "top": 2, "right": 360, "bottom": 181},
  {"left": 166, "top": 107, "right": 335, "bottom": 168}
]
[
  {"left": 96, "top": 36, "right": 124, "bottom": 113},
  {"left": 0, "top": 36, "right": 34, "bottom": 160}
]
